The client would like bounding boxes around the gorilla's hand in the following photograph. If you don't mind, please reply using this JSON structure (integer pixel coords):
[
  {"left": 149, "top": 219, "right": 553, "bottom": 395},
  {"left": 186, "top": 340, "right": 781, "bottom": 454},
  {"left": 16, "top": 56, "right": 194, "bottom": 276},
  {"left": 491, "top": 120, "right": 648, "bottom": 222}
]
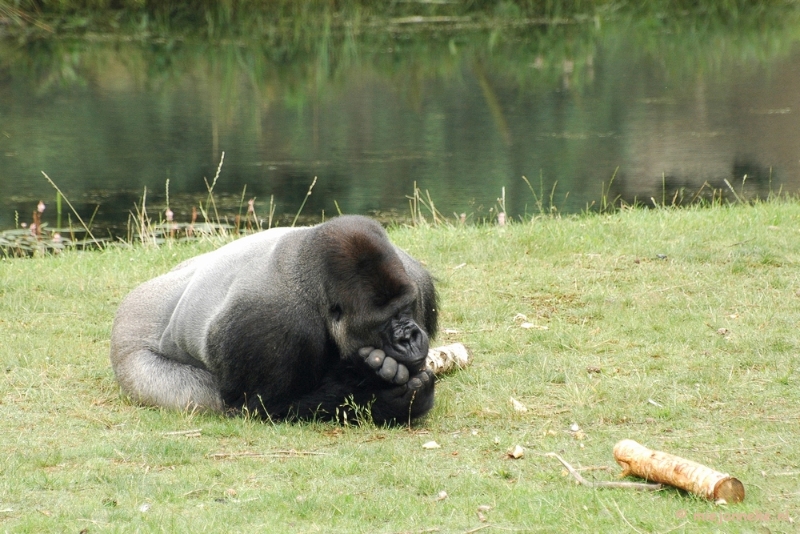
[
  {"left": 358, "top": 317, "right": 429, "bottom": 385},
  {"left": 359, "top": 347, "right": 410, "bottom": 385},
  {"left": 371, "top": 368, "right": 435, "bottom": 424}
]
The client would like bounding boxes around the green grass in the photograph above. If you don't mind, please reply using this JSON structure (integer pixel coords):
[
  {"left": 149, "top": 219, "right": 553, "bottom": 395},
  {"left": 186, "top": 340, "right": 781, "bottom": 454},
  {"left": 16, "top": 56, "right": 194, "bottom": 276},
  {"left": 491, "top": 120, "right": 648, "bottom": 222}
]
[{"left": 1, "top": 202, "right": 799, "bottom": 532}]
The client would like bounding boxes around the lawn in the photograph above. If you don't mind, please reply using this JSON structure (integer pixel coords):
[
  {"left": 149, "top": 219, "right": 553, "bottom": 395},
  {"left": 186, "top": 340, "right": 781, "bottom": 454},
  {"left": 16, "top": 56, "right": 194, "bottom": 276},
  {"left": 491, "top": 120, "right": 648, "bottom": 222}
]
[{"left": 1, "top": 202, "right": 798, "bottom": 533}]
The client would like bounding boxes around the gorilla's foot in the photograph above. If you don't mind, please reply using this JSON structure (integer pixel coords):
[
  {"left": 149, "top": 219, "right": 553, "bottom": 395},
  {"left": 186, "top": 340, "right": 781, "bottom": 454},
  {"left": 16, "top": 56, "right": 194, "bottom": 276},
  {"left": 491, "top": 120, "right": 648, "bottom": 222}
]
[{"left": 358, "top": 347, "right": 410, "bottom": 385}]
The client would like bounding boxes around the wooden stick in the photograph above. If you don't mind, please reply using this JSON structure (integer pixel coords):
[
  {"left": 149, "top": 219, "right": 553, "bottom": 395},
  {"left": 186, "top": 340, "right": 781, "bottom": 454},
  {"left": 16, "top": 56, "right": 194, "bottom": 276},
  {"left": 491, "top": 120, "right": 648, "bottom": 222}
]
[
  {"left": 546, "top": 453, "right": 662, "bottom": 491},
  {"left": 613, "top": 439, "right": 745, "bottom": 503}
]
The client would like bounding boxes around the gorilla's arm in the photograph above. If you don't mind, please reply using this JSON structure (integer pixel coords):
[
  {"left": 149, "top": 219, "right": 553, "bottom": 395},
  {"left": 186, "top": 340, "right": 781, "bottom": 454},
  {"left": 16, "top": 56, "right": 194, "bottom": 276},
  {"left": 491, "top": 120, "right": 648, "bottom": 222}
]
[
  {"left": 206, "top": 294, "right": 435, "bottom": 424},
  {"left": 241, "top": 360, "right": 435, "bottom": 425}
]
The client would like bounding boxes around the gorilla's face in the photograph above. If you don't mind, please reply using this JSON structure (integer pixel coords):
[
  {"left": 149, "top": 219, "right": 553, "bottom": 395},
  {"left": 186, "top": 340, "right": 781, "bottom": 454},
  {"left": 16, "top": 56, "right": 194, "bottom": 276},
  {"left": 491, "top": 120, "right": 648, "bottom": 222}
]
[
  {"left": 379, "top": 311, "right": 430, "bottom": 374},
  {"left": 328, "top": 290, "right": 430, "bottom": 377}
]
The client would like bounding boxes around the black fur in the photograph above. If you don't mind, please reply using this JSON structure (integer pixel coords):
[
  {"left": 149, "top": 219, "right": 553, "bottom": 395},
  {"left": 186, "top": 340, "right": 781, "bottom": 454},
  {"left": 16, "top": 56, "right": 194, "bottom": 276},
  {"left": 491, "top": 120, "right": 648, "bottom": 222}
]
[{"left": 109, "top": 215, "right": 437, "bottom": 425}]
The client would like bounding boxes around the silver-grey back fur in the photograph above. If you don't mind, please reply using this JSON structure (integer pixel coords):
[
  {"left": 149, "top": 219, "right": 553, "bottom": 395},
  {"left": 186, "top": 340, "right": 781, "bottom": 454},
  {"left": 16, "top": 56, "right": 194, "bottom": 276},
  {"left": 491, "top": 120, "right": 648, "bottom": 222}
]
[{"left": 110, "top": 226, "right": 299, "bottom": 412}]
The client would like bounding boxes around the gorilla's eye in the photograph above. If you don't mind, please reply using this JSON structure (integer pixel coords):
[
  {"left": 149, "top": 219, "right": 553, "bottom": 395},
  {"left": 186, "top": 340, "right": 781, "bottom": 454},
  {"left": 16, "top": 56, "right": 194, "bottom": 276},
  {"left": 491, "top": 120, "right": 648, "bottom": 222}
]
[{"left": 330, "top": 304, "right": 343, "bottom": 321}]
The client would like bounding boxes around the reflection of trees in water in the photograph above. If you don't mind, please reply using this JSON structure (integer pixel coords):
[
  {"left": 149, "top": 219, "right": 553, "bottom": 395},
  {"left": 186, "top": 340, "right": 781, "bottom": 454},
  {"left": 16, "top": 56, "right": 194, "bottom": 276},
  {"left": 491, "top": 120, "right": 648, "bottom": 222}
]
[
  {"left": 610, "top": 159, "right": 776, "bottom": 209},
  {"left": 2, "top": 4, "right": 800, "bottom": 230}
]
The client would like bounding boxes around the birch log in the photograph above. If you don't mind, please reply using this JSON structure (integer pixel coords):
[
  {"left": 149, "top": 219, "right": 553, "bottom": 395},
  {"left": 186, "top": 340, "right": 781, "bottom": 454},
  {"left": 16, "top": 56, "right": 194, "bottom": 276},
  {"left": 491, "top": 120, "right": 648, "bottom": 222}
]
[
  {"left": 613, "top": 439, "right": 745, "bottom": 503},
  {"left": 426, "top": 343, "right": 471, "bottom": 375}
]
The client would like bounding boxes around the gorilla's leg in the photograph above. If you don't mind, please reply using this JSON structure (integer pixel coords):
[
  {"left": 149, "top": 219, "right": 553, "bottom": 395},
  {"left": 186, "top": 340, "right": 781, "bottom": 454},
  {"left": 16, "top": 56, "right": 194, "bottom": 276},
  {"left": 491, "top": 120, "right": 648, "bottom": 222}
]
[
  {"left": 109, "top": 262, "right": 225, "bottom": 412},
  {"left": 112, "top": 348, "right": 224, "bottom": 412}
]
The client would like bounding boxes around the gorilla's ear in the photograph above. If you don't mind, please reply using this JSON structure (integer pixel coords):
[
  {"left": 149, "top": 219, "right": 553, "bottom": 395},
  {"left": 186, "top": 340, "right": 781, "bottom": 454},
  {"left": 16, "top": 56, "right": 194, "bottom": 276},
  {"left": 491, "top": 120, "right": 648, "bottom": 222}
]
[{"left": 329, "top": 303, "right": 344, "bottom": 322}]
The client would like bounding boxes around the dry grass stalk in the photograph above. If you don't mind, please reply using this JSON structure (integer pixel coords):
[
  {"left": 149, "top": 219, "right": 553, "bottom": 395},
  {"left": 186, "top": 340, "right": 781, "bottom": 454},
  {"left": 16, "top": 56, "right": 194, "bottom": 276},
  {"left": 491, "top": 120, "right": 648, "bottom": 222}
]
[
  {"left": 41, "top": 171, "right": 100, "bottom": 246},
  {"left": 291, "top": 176, "right": 317, "bottom": 227},
  {"left": 203, "top": 151, "right": 226, "bottom": 224}
]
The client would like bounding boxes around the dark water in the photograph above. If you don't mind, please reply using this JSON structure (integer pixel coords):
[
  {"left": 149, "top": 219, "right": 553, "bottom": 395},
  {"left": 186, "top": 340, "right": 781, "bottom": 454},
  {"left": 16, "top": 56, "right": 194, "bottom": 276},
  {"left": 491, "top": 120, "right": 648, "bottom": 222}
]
[{"left": 3, "top": 11, "right": 800, "bottom": 232}]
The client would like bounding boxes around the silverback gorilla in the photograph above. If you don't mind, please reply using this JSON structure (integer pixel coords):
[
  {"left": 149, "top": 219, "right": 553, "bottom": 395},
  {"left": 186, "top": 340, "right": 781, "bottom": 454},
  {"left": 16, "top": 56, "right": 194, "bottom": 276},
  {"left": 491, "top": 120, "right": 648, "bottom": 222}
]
[{"left": 109, "top": 215, "right": 438, "bottom": 425}]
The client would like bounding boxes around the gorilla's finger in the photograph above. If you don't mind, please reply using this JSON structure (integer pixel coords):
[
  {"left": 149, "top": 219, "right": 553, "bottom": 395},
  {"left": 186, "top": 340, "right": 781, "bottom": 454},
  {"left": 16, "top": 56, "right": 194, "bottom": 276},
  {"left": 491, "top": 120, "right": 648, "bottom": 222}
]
[
  {"left": 365, "top": 349, "right": 386, "bottom": 370},
  {"left": 393, "top": 364, "right": 409, "bottom": 385},
  {"left": 406, "top": 370, "right": 431, "bottom": 389},
  {"left": 407, "top": 376, "right": 423, "bottom": 390},
  {"left": 378, "top": 356, "right": 398, "bottom": 381},
  {"left": 381, "top": 384, "right": 409, "bottom": 401},
  {"left": 358, "top": 347, "right": 376, "bottom": 359}
]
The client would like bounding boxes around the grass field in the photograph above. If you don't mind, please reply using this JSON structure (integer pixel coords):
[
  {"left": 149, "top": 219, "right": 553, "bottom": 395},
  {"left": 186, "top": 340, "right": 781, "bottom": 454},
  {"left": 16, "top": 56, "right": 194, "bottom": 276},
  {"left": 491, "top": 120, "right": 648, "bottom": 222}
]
[{"left": 1, "top": 202, "right": 799, "bottom": 533}]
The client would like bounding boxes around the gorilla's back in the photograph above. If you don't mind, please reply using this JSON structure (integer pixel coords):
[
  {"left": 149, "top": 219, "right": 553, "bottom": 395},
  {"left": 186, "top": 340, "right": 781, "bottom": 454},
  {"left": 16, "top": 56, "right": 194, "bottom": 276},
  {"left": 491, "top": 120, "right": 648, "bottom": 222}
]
[{"left": 159, "top": 226, "right": 303, "bottom": 364}]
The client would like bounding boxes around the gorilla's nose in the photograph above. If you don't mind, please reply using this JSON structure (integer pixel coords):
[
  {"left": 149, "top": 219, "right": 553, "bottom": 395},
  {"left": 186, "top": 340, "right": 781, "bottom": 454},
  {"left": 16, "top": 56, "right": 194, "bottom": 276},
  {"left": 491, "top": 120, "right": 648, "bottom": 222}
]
[
  {"left": 394, "top": 322, "right": 420, "bottom": 344},
  {"left": 407, "top": 327, "right": 423, "bottom": 346},
  {"left": 397, "top": 325, "right": 412, "bottom": 341}
]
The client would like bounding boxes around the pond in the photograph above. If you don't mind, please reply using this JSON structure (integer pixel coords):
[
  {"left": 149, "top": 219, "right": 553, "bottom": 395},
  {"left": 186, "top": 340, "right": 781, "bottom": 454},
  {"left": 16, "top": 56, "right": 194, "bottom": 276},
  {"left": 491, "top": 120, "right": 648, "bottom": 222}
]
[{"left": 3, "top": 8, "right": 800, "bottom": 235}]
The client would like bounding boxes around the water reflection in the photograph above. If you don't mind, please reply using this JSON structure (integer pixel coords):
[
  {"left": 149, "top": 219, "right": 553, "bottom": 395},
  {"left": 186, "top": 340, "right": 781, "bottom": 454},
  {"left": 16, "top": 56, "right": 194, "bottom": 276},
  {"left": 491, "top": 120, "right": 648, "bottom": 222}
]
[{"left": 2, "top": 10, "right": 800, "bottom": 233}]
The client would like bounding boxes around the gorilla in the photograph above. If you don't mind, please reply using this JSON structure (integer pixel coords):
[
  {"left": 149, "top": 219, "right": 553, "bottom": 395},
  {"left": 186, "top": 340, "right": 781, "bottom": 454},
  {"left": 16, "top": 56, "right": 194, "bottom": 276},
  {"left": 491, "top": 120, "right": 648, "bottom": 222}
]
[{"left": 109, "top": 215, "right": 437, "bottom": 425}]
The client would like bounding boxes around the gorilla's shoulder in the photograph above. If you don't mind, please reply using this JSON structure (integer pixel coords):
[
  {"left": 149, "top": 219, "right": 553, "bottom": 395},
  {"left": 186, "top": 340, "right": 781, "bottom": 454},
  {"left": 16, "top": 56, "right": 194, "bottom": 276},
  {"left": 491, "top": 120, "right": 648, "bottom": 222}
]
[
  {"left": 213, "top": 225, "right": 303, "bottom": 257},
  {"left": 206, "top": 216, "right": 383, "bottom": 258},
  {"left": 312, "top": 214, "right": 384, "bottom": 233}
]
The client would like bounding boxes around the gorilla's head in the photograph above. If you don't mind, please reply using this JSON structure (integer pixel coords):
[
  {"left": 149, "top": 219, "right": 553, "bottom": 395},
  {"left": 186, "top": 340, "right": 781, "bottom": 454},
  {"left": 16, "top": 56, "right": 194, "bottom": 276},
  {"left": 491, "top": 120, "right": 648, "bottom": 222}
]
[{"left": 312, "top": 217, "right": 432, "bottom": 374}]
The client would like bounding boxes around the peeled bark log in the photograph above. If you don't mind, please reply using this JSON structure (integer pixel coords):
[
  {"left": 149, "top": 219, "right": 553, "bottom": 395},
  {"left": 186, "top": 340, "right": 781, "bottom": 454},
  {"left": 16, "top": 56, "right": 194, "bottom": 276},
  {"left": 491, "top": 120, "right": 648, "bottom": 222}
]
[
  {"left": 426, "top": 343, "right": 471, "bottom": 375},
  {"left": 613, "top": 439, "right": 745, "bottom": 503}
]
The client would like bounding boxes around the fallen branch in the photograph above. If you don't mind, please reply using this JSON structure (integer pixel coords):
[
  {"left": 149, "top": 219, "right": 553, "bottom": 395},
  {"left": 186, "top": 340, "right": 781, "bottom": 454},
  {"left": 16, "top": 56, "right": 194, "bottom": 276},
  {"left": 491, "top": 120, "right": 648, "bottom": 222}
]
[
  {"left": 613, "top": 439, "right": 745, "bottom": 503},
  {"left": 546, "top": 453, "right": 662, "bottom": 491}
]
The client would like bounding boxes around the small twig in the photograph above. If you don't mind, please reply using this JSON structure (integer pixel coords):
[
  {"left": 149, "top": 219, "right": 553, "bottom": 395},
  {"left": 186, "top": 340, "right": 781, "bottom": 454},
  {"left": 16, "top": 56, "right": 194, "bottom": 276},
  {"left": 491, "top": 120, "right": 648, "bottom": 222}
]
[
  {"left": 209, "top": 450, "right": 330, "bottom": 459},
  {"left": 726, "top": 238, "right": 755, "bottom": 247},
  {"left": 576, "top": 465, "right": 610, "bottom": 472},
  {"left": 463, "top": 525, "right": 493, "bottom": 534},
  {"left": 611, "top": 498, "right": 645, "bottom": 534},
  {"left": 689, "top": 441, "right": 784, "bottom": 453},
  {"left": 162, "top": 429, "right": 202, "bottom": 436},
  {"left": 546, "top": 453, "right": 662, "bottom": 491}
]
